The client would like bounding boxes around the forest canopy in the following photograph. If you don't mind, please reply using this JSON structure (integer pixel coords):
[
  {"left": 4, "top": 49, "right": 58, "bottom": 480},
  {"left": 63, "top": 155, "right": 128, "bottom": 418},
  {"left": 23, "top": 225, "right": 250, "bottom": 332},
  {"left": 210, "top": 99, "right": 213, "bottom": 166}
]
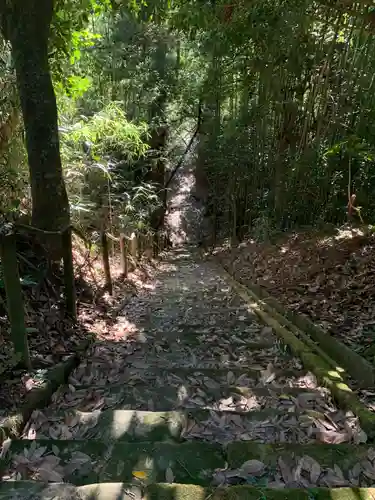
[{"left": 0, "top": 0, "right": 374, "bottom": 241}]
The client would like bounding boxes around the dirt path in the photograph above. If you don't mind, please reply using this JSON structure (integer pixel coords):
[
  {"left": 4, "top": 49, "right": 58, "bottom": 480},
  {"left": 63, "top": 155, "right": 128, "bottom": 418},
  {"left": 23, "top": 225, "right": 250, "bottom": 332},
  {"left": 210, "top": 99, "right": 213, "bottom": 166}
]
[{"left": 1, "top": 248, "right": 375, "bottom": 498}]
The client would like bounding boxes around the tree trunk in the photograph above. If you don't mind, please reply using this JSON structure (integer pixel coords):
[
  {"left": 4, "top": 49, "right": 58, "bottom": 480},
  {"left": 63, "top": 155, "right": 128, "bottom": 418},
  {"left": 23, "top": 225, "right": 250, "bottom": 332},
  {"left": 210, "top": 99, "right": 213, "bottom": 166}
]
[{"left": 0, "top": 0, "right": 70, "bottom": 235}]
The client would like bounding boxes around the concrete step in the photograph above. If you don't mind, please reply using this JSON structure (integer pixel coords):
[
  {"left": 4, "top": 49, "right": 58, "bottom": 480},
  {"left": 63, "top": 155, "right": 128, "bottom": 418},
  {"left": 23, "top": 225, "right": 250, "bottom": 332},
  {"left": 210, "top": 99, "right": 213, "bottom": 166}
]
[
  {"left": 68, "top": 362, "right": 307, "bottom": 389},
  {"left": 1, "top": 481, "right": 375, "bottom": 500},
  {"left": 53, "top": 377, "right": 330, "bottom": 412},
  {"left": 3, "top": 440, "right": 375, "bottom": 490},
  {"left": 23, "top": 406, "right": 344, "bottom": 444},
  {"left": 3, "top": 440, "right": 225, "bottom": 486}
]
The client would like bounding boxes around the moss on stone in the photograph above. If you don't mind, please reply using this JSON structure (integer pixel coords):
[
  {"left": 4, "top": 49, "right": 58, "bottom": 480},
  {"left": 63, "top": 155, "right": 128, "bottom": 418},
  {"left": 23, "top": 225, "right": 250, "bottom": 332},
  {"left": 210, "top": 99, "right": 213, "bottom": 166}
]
[
  {"left": 8, "top": 439, "right": 107, "bottom": 485},
  {"left": 227, "top": 442, "right": 370, "bottom": 472},
  {"left": 220, "top": 268, "right": 375, "bottom": 438},
  {"left": 101, "top": 441, "right": 225, "bottom": 485},
  {"left": 146, "top": 484, "right": 375, "bottom": 500}
]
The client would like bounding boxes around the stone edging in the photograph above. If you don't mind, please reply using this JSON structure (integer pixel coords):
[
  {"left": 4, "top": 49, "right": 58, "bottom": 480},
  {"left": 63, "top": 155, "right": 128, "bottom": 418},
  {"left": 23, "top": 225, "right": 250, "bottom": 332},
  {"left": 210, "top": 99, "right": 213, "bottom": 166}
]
[
  {"left": 2, "top": 481, "right": 375, "bottom": 499},
  {"left": 215, "top": 262, "right": 375, "bottom": 438},
  {"left": 210, "top": 253, "right": 375, "bottom": 387}
]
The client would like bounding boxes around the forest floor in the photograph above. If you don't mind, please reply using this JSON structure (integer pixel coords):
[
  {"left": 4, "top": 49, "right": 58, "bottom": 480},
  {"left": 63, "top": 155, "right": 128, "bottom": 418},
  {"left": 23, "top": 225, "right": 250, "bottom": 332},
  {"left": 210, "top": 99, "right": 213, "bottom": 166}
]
[
  {"left": 1, "top": 247, "right": 375, "bottom": 498},
  {"left": 215, "top": 225, "right": 375, "bottom": 367},
  {"left": 0, "top": 236, "right": 158, "bottom": 414}
]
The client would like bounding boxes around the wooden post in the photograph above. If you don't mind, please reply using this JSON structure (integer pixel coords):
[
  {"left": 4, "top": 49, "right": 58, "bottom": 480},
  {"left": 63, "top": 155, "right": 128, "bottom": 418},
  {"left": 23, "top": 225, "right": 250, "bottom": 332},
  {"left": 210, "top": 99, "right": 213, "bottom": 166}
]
[
  {"left": 130, "top": 232, "right": 137, "bottom": 254},
  {"left": 101, "top": 231, "right": 113, "bottom": 295},
  {"left": 144, "top": 234, "right": 153, "bottom": 259},
  {"left": 0, "top": 228, "right": 31, "bottom": 369},
  {"left": 138, "top": 233, "right": 144, "bottom": 259},
  {"left": 153, "top": 232, "right": 159, "bottom": 258},
  {"left": 120, "top": 233, "right": 128, "bottom": 277},
  {"left": 62, "top": 226, "right": 77, "bottom": 320}
]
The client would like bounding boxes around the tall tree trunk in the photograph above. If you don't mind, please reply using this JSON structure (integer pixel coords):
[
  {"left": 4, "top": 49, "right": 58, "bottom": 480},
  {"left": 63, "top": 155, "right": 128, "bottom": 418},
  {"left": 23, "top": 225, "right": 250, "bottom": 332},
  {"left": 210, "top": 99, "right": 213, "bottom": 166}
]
[{"left": 0, "top": 0, "right": 70, "bottom": 234}]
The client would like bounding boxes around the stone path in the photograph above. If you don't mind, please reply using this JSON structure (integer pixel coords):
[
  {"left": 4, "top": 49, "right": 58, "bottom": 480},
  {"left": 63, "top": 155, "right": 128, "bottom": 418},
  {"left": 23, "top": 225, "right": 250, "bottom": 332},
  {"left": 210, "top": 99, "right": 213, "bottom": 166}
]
[{"left": 1, "top": 248, "right": 375, "bottom": 499}]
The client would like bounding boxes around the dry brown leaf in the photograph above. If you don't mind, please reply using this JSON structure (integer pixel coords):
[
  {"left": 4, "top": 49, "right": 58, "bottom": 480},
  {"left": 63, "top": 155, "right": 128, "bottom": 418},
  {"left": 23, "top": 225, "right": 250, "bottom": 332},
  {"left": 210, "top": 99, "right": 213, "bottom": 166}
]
[
  {"left": 227, "top": 371, "right": 235, "bottom": 385},
  {"left": 63, "top": 452, "right": 92, "bottom": 476},
  {"left": 31, "top": 446, "right": 48, "bottom": 461},
  {"left": 333, "top": 464, "right": 345, "bottom": 480},
  {"left": 300, "top": 456, "right": 321, "bottom": 484},
  {"left": 52, "top": 445, "right": 60, "bottom": 456},
  {"left": 362, "top": 460, "right": 375, "bottom": 480},
  {"left": 37, "top": 467, "right": 64, "bottom": 483},
  {"left": 0, "top": 438, "right": 12, "bottom": 459},
  {"left": 293, "top": 459, "right": 303, "bottom": 483},
  {"left": 228, "top": 414, "right": 243, "bottom": 427},
  {"left": 260, "top": 363, "right": 276, "bottom": 384},
  {"left": 13, "top": 454, "right": 30, "bottom": 466},
  {"left": 368, "top": 448, "right": 375, "bottom": 463},
  {"left": 317, "top": 429, "right": 350, "bottom": 444},
  {"left": 350, "top": 462, "right": 362, "bottom": 479},
  {"left": 278, "top": 457, "right": 293, "bottom": 484},
  {"left": 165, "top": 467, "right": 174, "bottom": 483},
  {"left": 353, "top": 429, "right": 368, "bottom": 444},
  {"left": 239, "top": 460, "right": 265, "bottom": 477},
  {"left": 322, "top": 468, "right": 348, "bottom": 487}
]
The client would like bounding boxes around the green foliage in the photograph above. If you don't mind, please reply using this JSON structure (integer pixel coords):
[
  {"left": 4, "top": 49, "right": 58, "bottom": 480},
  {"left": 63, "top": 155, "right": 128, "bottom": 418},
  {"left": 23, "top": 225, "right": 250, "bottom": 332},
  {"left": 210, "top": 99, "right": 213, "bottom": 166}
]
[
  {"left": 3, "top": 0, "right": 375, "bottom": 243},
  {"left": 183, "top": 0, "right": 375, "bottom": 237},
  {"left": 65, "top": 103, "right": 148, "bottom": 160},
  {"left": 58, "top": 99, "right": 153, "bottom": 232},
  {"left": 0, "top": 34, "right": 29, "bottom": 219}
]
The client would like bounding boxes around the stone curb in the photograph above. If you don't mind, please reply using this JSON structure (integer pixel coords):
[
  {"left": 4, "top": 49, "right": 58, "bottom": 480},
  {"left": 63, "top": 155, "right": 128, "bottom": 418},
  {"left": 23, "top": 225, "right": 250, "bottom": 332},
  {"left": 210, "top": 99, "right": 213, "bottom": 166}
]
[
  {"left": 1, "top": 481, "right": 375, "bottom": 500},
  {"left": 216, "top": 263, "right": 375, "bottom": 438},
  {"left": 213, "top": 254, "right": 375, "bottom": 387}
]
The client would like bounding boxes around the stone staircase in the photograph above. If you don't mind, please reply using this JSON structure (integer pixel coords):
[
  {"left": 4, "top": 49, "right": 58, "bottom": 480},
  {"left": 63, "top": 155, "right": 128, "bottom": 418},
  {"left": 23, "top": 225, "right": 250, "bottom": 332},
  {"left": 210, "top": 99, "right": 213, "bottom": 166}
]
[{"left": 1, "top": 248, "right": 374, "bottom": 499}]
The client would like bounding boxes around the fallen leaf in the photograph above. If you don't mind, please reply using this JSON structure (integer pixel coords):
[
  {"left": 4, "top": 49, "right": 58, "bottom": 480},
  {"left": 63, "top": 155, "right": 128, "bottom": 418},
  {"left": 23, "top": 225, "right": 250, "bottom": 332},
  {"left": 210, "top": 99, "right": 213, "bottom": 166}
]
[
  {"left": 0, "top": 438, "right": 12, "bottom": 459},
  {"left": 133, "top": 470, "right": 147, "bottom": 480},
  {"left": 37, "top": 467, "right": 64, "bottom": 483},
  {"left": 322, "top": 467, "right": 348, "bottom": 487},
  {"left": 239, "top": 459, "right": 265, "bottom": 477},
  {"left": 300, "top": 455, "right": 321, "bottom": 484},
  {"left": 354, "top": 429, "right": 368, "bottom": 444},
  {"left": 317, "top": 429, "right": 350, "bottom": 444},
  {"left": 52, "top": 445, "right": 60, "bottom": 456},
  {"left": 278, "top": 457, "right": 294, "bottom": 484},
  {"left": 165, "top": 467, "right": 174, "bottom": 483},
  {"left": 227, "top": 371, "right": 235, "bottom": 385}
]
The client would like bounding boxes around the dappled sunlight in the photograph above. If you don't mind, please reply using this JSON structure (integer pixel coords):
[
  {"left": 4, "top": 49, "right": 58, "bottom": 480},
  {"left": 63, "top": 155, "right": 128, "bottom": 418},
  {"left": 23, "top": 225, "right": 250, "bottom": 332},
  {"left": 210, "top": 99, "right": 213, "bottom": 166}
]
[
  {"left": 4, "top": 242, "right": 374, "bottom": 493},
  {"left": 216, "top": 225, "right": 375, "bottom": 391},
  {"left": 327, "top": 370, "right": 344, "bottom": 380},
  {"left": 330, "top": 488, "right": 365, "bottom": 500},
  {"left": 4, "top": 0, "right": 375, "bottom": 496}
]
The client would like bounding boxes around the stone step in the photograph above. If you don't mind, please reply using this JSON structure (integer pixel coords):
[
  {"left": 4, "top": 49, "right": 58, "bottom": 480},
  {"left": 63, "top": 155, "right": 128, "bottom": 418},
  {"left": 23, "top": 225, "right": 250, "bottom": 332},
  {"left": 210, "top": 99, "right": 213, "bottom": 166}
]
[
  {"left": 85, "top": 340, "right": 285, "bottom": 369},
  {"left": 4, "top": 440, "right": 375, "bottom": 489},
  {"left": 121, "top": 349, "right": 293, "bottom": 370},
  {"left": 51, "top": 381, "right": 335, "bottom": 413},
  {"left": 68, "top": 361, "right": 307, "bottom": 388},
  {"left": 226, "top": 442, "right": 375, "bottom": 488},
  {"left": 1, "top": 481, "right": 375, "bottom": 500},
  {"left": 92, "top": 335, "right": 275, "bottom": 349},
  {"left": 52, "top": 377, "right": 330, "bottom": 412},
  {"left": 3, "top": 440, "right": 225, "bottom": 486},
  {"left": 23, "top": 407, "right": 345, "bottom": 444}
]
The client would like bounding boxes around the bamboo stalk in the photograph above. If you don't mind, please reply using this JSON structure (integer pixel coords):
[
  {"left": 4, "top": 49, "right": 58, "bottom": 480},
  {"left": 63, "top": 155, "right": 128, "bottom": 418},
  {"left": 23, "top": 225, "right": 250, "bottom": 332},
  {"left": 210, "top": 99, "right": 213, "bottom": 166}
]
[{"left": 62, "top": 226, "right": 77, "bottom": 320}]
